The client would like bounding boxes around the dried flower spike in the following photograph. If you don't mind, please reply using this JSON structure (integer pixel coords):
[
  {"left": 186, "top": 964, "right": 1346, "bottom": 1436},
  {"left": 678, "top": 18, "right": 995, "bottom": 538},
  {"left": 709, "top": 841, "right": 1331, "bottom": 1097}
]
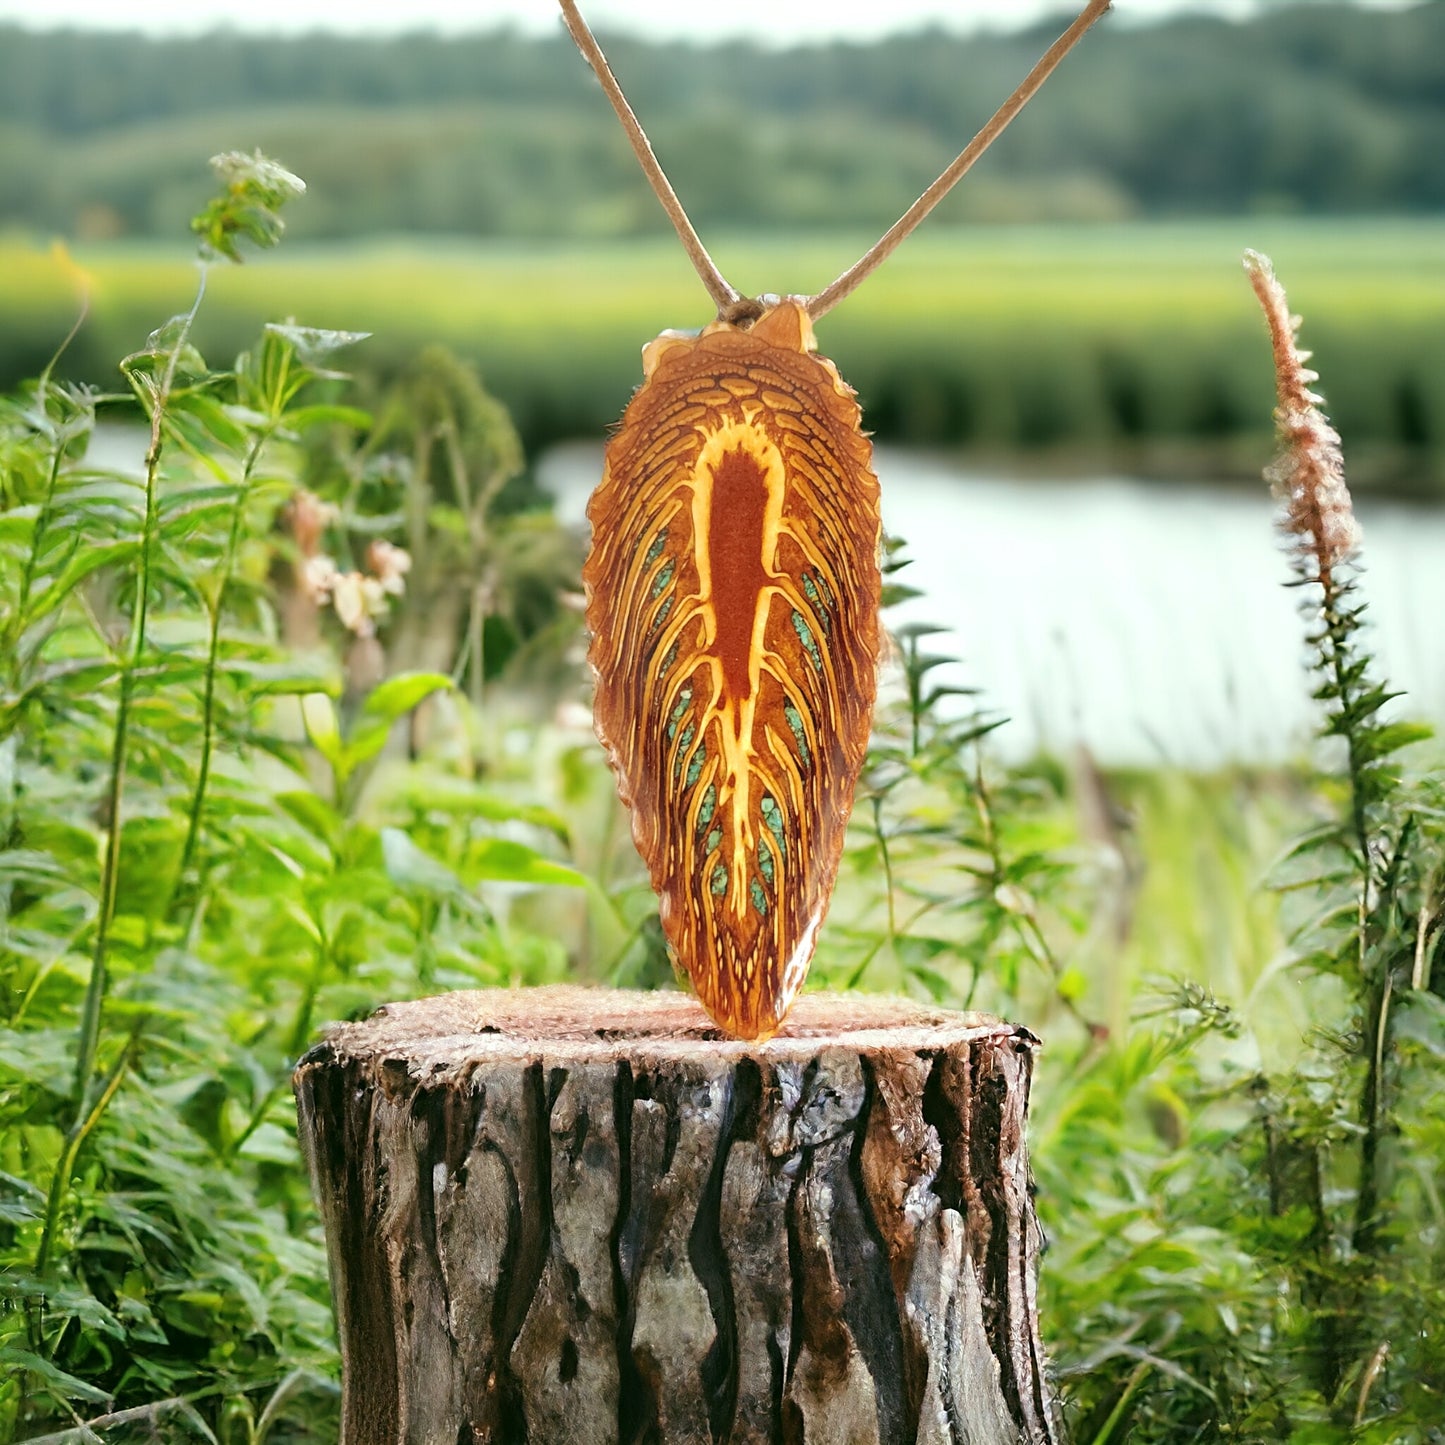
[{"left": 1244, "top": 248, "right": 1361, "bottom": 586}]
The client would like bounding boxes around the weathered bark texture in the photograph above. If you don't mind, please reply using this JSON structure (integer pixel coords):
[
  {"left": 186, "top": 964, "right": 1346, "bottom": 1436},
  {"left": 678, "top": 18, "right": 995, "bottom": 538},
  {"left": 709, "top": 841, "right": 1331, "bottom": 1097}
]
[{"left": 294, "top": 986, "right": 1065, "bottom": 1445}]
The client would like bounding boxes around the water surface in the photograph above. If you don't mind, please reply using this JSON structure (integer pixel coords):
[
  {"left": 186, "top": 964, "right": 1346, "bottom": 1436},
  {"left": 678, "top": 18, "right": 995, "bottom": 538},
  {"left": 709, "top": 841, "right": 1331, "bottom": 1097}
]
[{"left": 540, "top": 442, "right": 1445, "bottom": 765}]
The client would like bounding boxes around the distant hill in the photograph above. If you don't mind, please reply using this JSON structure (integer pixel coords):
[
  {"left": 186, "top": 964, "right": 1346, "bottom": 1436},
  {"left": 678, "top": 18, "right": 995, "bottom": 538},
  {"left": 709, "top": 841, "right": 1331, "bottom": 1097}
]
[{"left": 0, "top": 1, "right": 1441, "bottom": 240}]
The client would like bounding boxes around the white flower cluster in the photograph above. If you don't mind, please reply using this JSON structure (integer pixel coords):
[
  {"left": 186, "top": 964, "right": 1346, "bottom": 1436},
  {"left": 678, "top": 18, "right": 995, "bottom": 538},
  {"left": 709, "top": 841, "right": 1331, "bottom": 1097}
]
[{"left": 291, "top": 490, "right": 412, "bottom": 638}]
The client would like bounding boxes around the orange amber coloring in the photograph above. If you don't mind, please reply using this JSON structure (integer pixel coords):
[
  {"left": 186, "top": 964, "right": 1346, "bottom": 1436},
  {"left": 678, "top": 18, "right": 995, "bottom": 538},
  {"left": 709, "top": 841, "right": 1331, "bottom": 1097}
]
[{"left": 584, "top": 299, "right": 882, "bottom": 1039}]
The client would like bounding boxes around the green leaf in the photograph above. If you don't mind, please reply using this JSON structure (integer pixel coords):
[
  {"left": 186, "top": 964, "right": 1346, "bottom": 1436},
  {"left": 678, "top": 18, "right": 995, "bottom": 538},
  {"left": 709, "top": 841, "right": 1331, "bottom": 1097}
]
[
  {"left": 361, "top": 672, "right": 455, "bottom": 726},
  {"left": 284, "top": 403, "right": 373, "bottom": 432},
  {"left": 0, "top": 504, "right": 40, "bottom": 544},
  {"left": 265, "top": 324, "right": 370, "bottom": 363},
  {"left": 1354, "top": 718, "right": 1433, "bottom": 764},
  {"left": 301, "top": 692, "right": 341, "bottom": 768},
  {"left": 340, "top": 672, "right": 454, "bottom": 775},
  {"left": 275, "top": 790, "right": 340, "bottom": 849},
  {"left": 384, "top": 768, "right": 571, "bottom": 841},
  {"left": 23, "top": 539, "right": 138, "bottom": 627},
  {"left": 466, "top": 838, "right": 585, "bottom": 889},
  {"left": 881, "top": 582, "right": 924, "bottom": 608},
  {"left": 0, "top": 1170, "right": 45, "bottom": 1224},
  {"left": 892, "top": 621, "right": 951, "bottom": 643},
  {"left": 381, "top": 827, "right": 471, "bottom": 900},
  {"left": 191, "top": 150, "right": 306, "bottom": 262},
  {"left": 1394, "top": 992, "right": 1445, "bottom": 1056},
  {"left": 238, "top": 1121, "right": 300, "bottom": 1165},
  {"left": 0, "top": 1348, "right": 112, "bottom": 1404},
  {"left": 0, "top": 847, "right": 82, "bottom": 887},
  {"left": 163, "top": 391, "right": 251, "bottom": 457},
  {"left": 228, "top": 660, "right": 337, "bottom": 696}
]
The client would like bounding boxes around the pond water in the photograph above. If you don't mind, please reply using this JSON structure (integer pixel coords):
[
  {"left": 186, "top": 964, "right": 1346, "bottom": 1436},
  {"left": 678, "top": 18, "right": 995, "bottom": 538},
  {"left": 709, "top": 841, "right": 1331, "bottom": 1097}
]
[
  {"left": 82, "top": 423, "right": 1444, "bottom": 766},
  {"left": 538, "top": 441, "right": 1445, "bottom": 766}
]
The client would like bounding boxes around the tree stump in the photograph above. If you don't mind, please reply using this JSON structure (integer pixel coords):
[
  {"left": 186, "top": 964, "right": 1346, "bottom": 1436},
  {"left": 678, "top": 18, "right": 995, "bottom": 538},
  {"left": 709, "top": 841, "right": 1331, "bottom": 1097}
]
[{"left": 293, "top": 986, "right": 1064, "bottom": 1445}]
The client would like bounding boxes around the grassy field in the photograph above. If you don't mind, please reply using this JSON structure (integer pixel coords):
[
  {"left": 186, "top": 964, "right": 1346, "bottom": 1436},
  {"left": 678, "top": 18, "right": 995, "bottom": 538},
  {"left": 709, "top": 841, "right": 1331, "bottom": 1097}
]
[{"left": 4, "top": 217, "right": 1444, "bottom": 475}]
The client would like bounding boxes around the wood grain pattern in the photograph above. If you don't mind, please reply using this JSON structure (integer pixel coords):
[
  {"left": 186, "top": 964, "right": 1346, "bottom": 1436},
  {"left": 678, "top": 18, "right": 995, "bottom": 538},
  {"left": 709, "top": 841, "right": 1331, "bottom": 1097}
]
[
  {"left": 584, "top": 300, "right": 882, "bottom": 1040},
  {"left": 294, "top": 988, "right": 1065, "bottom": 1445}
]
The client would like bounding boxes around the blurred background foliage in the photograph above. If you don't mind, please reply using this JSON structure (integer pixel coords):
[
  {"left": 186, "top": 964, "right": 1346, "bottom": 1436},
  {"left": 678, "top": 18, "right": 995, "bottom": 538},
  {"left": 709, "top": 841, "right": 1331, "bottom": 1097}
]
[
  {"left": 2, "top": 3, "right": 1443, "bottom": 238},
  {"left": 0, "top": 1, "right": 1443, "bottom": 474}
]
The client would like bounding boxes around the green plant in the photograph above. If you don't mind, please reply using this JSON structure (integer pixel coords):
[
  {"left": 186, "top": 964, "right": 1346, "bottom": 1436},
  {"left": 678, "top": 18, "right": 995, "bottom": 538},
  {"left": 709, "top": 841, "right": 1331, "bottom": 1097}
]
[
  {"left": 1036, "top": 254, "right": 1445, "bottom": 1445},
  {"left": 1229, "top": 252, "right": 1445, "bottom": 1436},
  {"left": 0, "top": 154, "right": 587, "bottom": 1443}
]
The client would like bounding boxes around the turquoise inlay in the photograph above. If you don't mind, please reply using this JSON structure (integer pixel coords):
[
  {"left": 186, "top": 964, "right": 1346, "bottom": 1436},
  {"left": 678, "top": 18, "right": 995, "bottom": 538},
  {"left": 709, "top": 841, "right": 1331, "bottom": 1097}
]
[
  {"left": 659, "top": 639, "right": 680, "bottom": 677},
  {"left": 647, "top": 596, "right": 673, "bottom": 635},
  {"left": 672, "top": 724, "right": 695, "bottom": 779},
  {"left": 783, "top": 700, "right": 811, "bottom": 770},
  {"left": 667, "top": 685, "right": 693, "bottom": 741},
  {"left": 710, "top": 864, "right": 728, "bottom": 897},
  {"left": 792, "top": 610, "right": 822, "bottom": 673},
  {"left": 695, "top": 784, "right": 717, "bottom": 835},
  {"left": 644, "top": 529, "right": 668, "bottom": 568},
  {"left": 760, "top": 794, "right": 787, "bottom": 860},
  {"left": 758, "top": 838, "right": 775, "bottom": 887},
  {"left": 801, "top": 573, "right": 831, "bottom": 636},
  {"left": 685, "top": 748, "right": 705, "bottom": 788},
  {"left": 651, "top": 559, "right": 675, "bottom": 599},
  {"left": 705, "top": 827, "right": 722, "bottom": 855},
  {"left": 750, "top": 878, "right": 768, "bottom": 915}
]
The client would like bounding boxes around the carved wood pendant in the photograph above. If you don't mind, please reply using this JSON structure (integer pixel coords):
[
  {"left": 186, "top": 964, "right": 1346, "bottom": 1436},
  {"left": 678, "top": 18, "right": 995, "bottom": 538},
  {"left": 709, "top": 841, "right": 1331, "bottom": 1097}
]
[{"left": 584, "top": 300, "right": 881, "bottom": 1039}]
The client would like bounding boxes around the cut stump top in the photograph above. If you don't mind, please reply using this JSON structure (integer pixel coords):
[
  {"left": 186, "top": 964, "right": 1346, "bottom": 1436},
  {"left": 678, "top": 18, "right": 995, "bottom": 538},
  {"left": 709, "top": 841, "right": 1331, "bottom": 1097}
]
[
  {"left": 293, "top": 985, "right": 1061, "bottom": 1445},
  {"left": 299, "top": 984, "right": 1021, "bottom": 1077}
]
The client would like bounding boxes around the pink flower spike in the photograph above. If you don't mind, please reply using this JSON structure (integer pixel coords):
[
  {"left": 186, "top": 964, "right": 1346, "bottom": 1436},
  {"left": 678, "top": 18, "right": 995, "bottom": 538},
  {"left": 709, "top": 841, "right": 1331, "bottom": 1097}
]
[{"left": 1244, "top": 249, "right": 1361, "bottom": 587}]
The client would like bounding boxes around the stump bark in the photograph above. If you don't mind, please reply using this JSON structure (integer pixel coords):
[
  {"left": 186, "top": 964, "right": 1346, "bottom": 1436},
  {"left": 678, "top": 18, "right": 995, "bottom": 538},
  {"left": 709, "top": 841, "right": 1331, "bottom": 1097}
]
[{"left": 293, "top": 986, "right": 1065, "bottom": 1445}]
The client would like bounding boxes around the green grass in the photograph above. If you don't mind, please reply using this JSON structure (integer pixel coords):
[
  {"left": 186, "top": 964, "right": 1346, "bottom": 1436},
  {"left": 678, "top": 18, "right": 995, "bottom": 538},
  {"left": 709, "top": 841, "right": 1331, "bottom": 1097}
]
[{"left": 5, "top": 217, "right": 1445, "bottom": 472}]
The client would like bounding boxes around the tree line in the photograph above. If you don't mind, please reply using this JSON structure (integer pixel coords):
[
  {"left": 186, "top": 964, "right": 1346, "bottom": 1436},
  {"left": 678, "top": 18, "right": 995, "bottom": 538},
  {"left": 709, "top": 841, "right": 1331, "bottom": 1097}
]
[{"left": 0, "top": 0, "right": 1441, "bottom": 242}]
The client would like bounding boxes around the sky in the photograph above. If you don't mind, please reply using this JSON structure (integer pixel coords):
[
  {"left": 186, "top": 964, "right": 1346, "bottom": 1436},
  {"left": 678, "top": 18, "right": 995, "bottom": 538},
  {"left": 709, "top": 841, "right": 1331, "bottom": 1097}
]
[{"left": 0, "top": 0, "right": 1421, "bottom": 43}]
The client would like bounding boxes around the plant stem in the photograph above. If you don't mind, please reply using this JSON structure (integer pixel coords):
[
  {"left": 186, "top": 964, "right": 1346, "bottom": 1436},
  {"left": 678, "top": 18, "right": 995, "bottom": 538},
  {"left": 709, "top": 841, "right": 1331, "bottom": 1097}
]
[
  {"left": 845, "top": 898, "right": 940, "bottom": 991},
  {"left": 1353, "top": 1342, "right": 1390, "bottom": 1427},
  {"left": 286, "top": 930, "right": 331, "bottom": 1059},
  {"left": 35, "top": 1029, "right": 139, "bottom": 1276},
  {"left": 172, "top": 432, "right": 266, "bottom": 904},
  {"left": 12, "top": 446, "right": 65, "bottom": 660},
  {"left": 1087, "top": 1359, "right": 1151, "bottom": 1445},
  {"left": 1319, "top": 579, "right": 1372, "bottom": 986},
  {"left": 10, "top": 292, "right": 91, "bottom": 660},
  {"left": 1352, "top": 970, "right": 1394, "bottom": 1257},
  {"left": 226, "top": 1083, "right": 285, "bottom": 1161},
  {"left": 1315, "top": 569, "right": 1408, "bottom": 1267},
  {"left": 17, "top": 1398, "right": 190, "bottom": 1445},
  {"left": 1305, "top": 1136, "right": 1346, "bottom": 1399},
  {"left": 972, "top": 747, "right": 1099, "bottom": 1033},
  {"left": 467, "top": 581, "right": 488, "bottom": 713},
  {"left": 72, "top": 268, "right": 207, "bottom": 1111},
  {"left": 875, "top": 795, "right": 898, "bottom": 943}
]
